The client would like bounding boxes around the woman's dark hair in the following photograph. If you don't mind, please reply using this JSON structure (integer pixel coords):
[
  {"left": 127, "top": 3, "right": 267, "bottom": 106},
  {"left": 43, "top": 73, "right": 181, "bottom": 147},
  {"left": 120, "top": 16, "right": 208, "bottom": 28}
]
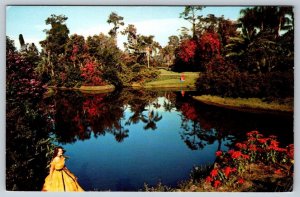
[{"left": 52, "top": 146, "right": 65, "bottom": 159}]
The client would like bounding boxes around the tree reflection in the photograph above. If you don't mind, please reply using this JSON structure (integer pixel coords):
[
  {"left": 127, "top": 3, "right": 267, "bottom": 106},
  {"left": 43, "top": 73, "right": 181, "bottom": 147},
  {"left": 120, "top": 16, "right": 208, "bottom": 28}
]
[
  {"left": 112, "top": 117, "right": 129, "bottom": 142},
  {"left": 45, "top": 90, "right": 165, "bottom": 143},
  {"left": 141, "top": 110, "right": 163, "bottom": 130},
  {"left": 178, "top": 99, "right": 230, "bottom": 151},
  {"left": 40, "top": 89, "right": 293, "bottom": 149},
  {"left": 176, "top": 94, "right": 293, "bottom": 151}
]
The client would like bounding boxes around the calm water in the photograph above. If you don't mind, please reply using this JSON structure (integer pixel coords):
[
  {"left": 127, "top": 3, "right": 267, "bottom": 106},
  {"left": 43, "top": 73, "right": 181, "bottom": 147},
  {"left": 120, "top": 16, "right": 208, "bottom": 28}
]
[{"left": 43, "top": 89, "right": 293, "bottom": 191}]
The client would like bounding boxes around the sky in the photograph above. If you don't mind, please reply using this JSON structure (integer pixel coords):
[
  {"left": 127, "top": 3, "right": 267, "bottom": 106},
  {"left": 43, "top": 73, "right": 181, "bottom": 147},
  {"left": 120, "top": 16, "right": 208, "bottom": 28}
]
[{"left": 6, "top": 6, "right": 248, "bottom": 50}]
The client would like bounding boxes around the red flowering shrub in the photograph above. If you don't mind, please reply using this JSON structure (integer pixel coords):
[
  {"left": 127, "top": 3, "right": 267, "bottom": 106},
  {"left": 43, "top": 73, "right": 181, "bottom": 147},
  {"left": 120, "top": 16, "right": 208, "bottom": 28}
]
[
  {"left": 177, "top": 39, "right": 197, "bottom": 63},
  {"left": 204, "top": 131, "right": 294, "bottom": 190},
  {"left": 198, "top": 32, "right": 221, "bottom": 60},
  {"left": 80, "top": 61, "right": 106, "bottom": 86}
]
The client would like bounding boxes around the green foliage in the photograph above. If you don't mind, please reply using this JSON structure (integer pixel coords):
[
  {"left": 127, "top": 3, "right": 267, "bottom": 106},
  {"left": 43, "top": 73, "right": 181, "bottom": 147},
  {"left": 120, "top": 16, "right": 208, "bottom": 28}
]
[
  {"left": 196, "top": 70, "right": 293, "bottom": 98},
  {"left": 115, "top": 63, "right": 159, "bottom": 87},
  {"left": 39, "top": 14, "right": 70, "bottom": 85},
  {"left": 6, "top": 36, "right": 16, "bottom": 53},
  {"left": 40, "top": 14, "right": 70, "bottom": 55},
  {"left": 87, "top": 33, "right": 122, "bottom": 68},
  {"left": 180, "top": 6, "right": 205, "bottom": 38}
]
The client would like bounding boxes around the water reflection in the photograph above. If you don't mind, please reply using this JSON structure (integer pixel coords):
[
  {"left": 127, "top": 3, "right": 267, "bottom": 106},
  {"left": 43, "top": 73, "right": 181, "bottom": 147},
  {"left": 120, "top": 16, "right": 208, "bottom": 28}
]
[{"left": 43, "top": 89, "right": 293, "bottom": 148}]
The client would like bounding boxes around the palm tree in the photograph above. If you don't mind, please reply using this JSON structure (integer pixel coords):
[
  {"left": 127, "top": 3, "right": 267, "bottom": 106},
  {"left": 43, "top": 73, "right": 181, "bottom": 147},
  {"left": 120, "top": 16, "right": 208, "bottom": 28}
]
[
  {"left": 226, "top": 6, "right": 294, "bottom": 73},
  {"left": 225, "top": 27, "right": 253, "bottom": 71}
]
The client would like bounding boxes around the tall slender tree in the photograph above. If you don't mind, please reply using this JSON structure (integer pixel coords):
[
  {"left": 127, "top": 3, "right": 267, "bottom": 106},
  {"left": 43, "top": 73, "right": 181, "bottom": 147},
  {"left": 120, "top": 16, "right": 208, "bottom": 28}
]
[
  {"left": 180, "top": 6, "right": 205, "bottom": 39},
  {"left": 39, "top": 14, "right": 70, "bottom": 84},
  {"left": 107, "top": 12, "right": 125, "bottom": 44}
]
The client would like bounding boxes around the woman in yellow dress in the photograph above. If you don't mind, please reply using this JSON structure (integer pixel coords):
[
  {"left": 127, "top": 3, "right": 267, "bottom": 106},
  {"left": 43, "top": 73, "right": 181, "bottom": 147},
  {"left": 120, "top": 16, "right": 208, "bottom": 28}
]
[{"left": 42, "top": 146, "right": 84, "bottom": 192}]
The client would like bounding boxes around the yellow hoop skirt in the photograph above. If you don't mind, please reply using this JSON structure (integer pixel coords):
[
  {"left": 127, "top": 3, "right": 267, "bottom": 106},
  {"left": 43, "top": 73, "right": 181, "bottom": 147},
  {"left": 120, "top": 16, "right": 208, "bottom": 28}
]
[{"left": 42, "top": 157, "right": 84, "bottom": 192}]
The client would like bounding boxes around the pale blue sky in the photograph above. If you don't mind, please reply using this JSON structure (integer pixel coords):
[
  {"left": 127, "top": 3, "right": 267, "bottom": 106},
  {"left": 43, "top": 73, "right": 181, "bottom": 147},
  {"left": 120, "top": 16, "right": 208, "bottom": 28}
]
[{"left": 6, "top": 6, "right": 248, "bottom": 50}]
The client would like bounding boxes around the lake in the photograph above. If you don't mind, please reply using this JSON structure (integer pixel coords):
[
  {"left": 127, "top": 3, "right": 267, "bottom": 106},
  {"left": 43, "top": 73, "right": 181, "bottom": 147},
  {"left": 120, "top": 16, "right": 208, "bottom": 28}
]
[{"left": 41, "top": 89, "right": 293, "bottom": 191}]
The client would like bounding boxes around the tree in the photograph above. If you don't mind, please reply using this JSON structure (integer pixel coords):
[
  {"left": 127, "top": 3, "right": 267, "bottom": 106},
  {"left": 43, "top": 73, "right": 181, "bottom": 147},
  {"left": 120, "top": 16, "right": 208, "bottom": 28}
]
[
  {"left": 217, "top": 17, "right": 239, "bottom": 54},
  {"left": 18, "top": 34, "right": 26, "bottom": 51},
  {"left": 39, "top": 14, "right": 70, "bottom": 84},
  {"left": 122, "top": 25, "right": 161, "bottom": 67},
  {"left": 107, "top": 12, "right": 125, "bottom": 43},
  {"left": 40, "top": 14, "right": 69, "bottom": 56},
  {"left": 198, "top": 32, "right": 221, "bottom": 63},
  {"left": 226, "top": 6, "right": 294, "bottom": 73},
  {"left": 180, "top": 6, "right": 205, "bottom": 39},
  {"left": 177, "top": 39, "right": 197, "bottom": 64},
  {"left": 6, "top": 36, "right": 16, "bottom": 54},
  {"left": 63, "top": 34, "right": 89, "bottom": 87},
  {"left": 122, "top": 24, "right": 138, "bottom": 54},
  {"left": 86, "top": 33, "right": 123, "bottom": 86}
]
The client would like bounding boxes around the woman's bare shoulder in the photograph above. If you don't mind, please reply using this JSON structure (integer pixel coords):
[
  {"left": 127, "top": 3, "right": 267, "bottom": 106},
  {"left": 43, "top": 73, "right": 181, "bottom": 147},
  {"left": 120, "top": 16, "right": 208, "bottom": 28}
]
[{"left": 52, "top": 156, "right": 60, "bottom": 163}]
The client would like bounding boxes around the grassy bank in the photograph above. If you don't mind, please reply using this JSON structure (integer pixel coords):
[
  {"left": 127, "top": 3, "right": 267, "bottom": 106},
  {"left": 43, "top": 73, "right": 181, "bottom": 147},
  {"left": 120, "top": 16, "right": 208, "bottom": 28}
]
[
  {"left": 193, "top": 95, "right": 293, "bottom": 114},
  {"left": 44, "top": 85, "right": 115, "bottom": 96},
  {"left": 143, "top": 69, "right": 199, "bottom": 89}
]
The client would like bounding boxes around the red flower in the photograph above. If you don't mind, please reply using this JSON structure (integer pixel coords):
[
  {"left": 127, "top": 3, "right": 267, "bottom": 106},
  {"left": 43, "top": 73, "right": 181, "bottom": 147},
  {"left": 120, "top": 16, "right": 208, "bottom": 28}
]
[
  {"left": 287, "top": 144, "right": 294, "bottom": 159},
  {"left": 215, "top": 151, "right": 222, "bottom": 157},
  {"left": 247, "top": 131, "right": 259, "bottom": 137},
  {"left": 248, "top": 137, "right": 256, "bottom": 142},
  {"left": 228, "top": 150, "right": 234, "bottom": 155},
  {"left": 210, "top": 169, "right": 218, "bottom": 177},
  {"left": 274, "top": 169, "right": 282, "bottom": 175},
  {"left": 269, "top": 135, "right": 277, "bottom": 139},
  {"left": 249, "top": 144, "right": 257, "bottom": 151},
  {"left": 242, "top": 154, "right": 250, "bottom": 159},
  {"left": 223, "top": 167, "right": 232, "bottom": 177},
  {"left": 231, "top": 151, "right": 242, "bottom": 159},
  {"left": 213, "top": 180, "right": 221, "bottom": 188},
  {"left": 270, "top": 140, "right": 279, "bottom": 148},
  {"left": 237, "top": 178, "right": 244, "bottom": 184},
  {"left": 258, "top": 138, "right": 268, "bottom": 144},
  {"left": 206, "top": 176, "right": 213, "bottom": 183},
  {"left": 235, "top": 143, "right": 247, "bottom": 150}
]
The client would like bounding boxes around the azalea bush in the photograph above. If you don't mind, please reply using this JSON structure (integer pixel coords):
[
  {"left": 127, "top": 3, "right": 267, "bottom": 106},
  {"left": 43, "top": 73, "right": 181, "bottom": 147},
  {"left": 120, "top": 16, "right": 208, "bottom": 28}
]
[
  {"left": 80, "top": 61, "right": 106, "bottom": 86},
  {"left": 204, "top": 131, "right": 294, "bottom": 190}
]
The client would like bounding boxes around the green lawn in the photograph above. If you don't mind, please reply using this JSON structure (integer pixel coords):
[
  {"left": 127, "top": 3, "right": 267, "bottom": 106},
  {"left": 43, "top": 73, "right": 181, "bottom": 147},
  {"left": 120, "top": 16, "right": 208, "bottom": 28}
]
[{"left": 144, "top": 69, "right": 200, "bottom": 89}]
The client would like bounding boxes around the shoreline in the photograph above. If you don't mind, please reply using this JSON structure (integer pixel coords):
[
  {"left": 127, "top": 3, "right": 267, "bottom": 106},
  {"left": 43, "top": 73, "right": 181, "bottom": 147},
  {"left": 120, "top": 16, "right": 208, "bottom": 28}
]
[{"left": 193, "top": 95, "right": 293, "bottom": 115}]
